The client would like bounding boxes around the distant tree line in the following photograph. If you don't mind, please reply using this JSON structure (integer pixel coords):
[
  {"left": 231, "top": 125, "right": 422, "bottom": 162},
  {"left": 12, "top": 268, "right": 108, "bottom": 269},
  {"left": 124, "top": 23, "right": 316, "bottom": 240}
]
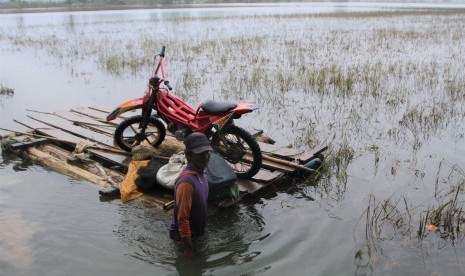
[{"left": 1, "top": 0, "right": 317, "bottom": 10}]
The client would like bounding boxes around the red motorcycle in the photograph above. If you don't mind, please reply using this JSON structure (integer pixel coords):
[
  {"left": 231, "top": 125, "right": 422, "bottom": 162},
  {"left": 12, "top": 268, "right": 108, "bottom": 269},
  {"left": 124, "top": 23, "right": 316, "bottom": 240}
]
[{"left": 106, "top": 46, "right": 262, "bottom": 179}]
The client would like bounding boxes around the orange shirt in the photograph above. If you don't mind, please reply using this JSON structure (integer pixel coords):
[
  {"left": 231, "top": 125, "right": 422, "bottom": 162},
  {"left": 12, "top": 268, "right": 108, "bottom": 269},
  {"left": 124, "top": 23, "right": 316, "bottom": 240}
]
[{"left": 175, "top": 182, "right": 194, "bottom": 238}]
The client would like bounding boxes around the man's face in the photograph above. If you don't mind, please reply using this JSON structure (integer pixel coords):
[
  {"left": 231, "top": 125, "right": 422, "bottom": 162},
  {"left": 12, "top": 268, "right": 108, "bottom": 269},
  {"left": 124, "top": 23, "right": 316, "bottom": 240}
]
[{"left": 188, "top": 150, "right": 211, "bottom": 171}]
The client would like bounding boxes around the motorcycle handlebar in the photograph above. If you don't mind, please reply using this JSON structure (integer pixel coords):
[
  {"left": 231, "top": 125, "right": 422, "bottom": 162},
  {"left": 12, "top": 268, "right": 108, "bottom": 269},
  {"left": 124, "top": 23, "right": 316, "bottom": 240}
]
[
  {"left": 160, "top": 46, "right": 166, "bottom": 57},
  {"left": 164, "top": 80, "right": 172, "bottom": 91}
]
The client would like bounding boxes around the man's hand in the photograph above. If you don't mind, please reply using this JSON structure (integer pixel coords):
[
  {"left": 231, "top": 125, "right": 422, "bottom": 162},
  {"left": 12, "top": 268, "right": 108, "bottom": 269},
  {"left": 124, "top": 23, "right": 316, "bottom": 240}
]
[
  {"left": 182, "top": 237, "right": 195, "bottom": 259},
  {"left": 184, "top": 247, "right": 195, "bottom": 259}
]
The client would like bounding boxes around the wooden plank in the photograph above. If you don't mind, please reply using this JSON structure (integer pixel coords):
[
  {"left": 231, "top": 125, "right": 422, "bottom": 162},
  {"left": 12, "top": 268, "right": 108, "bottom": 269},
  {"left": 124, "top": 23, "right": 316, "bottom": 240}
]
[
  {"left": 87, "top": 106, "right": 114, "bottom": 114},
  {"left": 14, "top": 117, "right": 131, "bottom": 167},
  {"left": 27, "top": 108, "right": 110, "bottom": 127},
  {"left": 86, "top": 106, "right": 177, "bottom": 140},
  {"left": 261, "top": 154, "right": 316, "bottom": 174},
  {"left": 258, "top": 142, "right": 314, "bottom": 162},
  {"left": 257, "top": 141, "right": 288, "bottom": 153},
  {"left": 72, "top": 107, "right": 122, "bottom": 124},
  {"left": 57, "top": 109, "right": 115, "bottom": 126},
  {"left": 14, "top": 117, "right": 127, "bottom": 156},
  {"left": 14, "top": 117, "right": 83, "bottom": 145},
  {"left": 72, "top": 106, "right": 111, "bottom": 119},
  {"left": 261, "top": 158, "right": 295, "bottom": 173},
  {"left": 88, "top": 148, "right": 131, "bottom": 168},
  {"left": 42, "top": 144, "right": 125, "bottom": 184},
  {"left": 258, "top": 142, "right": 327, "bottom": 163},
  {"left": 236, "top": 179, "right": 264, "bottom": 194},
  {"left": 0, "top": 130, "right": 10, "bottom": 138},
  {"left": 245, "top": 151, "right": 296, "bottom": 173},
  {"left": 26, "top": 112, "right": 115, "bottom": 148},
  {"left": 85, "top": 106, "right": 139, "bottom": 120},
  {"left": 27, "top": 146, "right": 113, "bottom": 189},
  {"left": 20, "top": 112, "right": 181, "bottom": 167},
  {"left": 251, "top": 169, "right": 284, "bottom": 182},
  {"left": 293, "top": 146, "right": 328, "bottom": 163},
  {"left": 27, "top": 144, "right": 170, "bottom": 208},
  {"left": 265, "top": 146, "right": 305, "bottom": 157},
  {"left": 10, "top": 138, "right": 48, "bottom": 150},
  {"left": 89, "top": 105, "right": 139, "bottom": 117},
  {"left": 53, "top": 110, "right": 116, "bottom": 136}
]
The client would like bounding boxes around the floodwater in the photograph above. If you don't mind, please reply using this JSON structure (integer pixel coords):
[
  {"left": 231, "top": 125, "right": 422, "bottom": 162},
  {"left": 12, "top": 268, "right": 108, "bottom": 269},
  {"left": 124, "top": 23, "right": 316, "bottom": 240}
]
[{"left": 1, "top": 2, "right": 465, "bottom": 275}]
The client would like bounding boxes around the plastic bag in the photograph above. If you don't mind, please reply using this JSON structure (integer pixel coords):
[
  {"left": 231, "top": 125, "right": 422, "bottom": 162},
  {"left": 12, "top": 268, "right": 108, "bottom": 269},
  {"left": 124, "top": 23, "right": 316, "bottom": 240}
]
[{"left": 156, "top": 152, "right": 187, "bottom": 189}]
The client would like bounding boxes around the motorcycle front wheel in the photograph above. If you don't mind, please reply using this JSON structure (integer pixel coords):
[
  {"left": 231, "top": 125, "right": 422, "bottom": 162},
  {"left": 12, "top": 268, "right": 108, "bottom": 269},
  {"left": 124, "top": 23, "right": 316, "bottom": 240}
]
[
  {"left": 211, "top": 125, "right": 262, "bottom": 179},
  {"left": 114, "top": 115, "right": 166, "bottom": 152}
]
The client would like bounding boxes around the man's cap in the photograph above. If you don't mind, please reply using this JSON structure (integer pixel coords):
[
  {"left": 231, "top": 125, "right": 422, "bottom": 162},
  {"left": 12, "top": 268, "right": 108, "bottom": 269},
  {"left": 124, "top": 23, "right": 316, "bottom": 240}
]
[{"left": 184, "top": 132, "right": 213, "bottom": 154}]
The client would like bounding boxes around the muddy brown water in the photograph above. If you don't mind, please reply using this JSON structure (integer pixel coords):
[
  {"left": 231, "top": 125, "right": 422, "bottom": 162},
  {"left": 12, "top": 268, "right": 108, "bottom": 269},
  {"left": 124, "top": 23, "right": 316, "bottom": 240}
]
[{"left": 1, "top": 3, "right": 465, "bottom": 275}]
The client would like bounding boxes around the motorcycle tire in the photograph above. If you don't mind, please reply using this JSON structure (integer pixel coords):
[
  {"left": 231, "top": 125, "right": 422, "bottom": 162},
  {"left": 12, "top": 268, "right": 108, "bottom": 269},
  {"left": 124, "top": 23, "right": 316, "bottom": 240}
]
[
  {"left": 211, "top": 125, "right": 262, "bottom": 179},
  {"left": 114, "top": 115, "right": 166, "bottom": 152}
]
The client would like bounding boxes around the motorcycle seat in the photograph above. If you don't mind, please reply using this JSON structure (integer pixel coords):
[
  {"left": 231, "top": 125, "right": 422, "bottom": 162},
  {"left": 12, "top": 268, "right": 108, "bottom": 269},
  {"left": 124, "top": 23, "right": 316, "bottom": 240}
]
[{"left": 201, "top": 100, "right": 237, "bottom": 115}]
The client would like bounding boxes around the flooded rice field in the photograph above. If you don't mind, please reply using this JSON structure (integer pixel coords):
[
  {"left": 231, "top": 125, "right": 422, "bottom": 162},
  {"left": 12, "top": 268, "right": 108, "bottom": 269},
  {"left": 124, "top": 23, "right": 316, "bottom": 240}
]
[{"left": 1, "top": 2, "right": 465, "bottom": 275}]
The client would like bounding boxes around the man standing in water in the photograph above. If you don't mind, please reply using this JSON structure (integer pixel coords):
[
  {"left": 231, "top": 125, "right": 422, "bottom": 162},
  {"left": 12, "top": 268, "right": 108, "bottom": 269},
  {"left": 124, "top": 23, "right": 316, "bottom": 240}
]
[{"left": 169, "top": 132, "right": 212, "bottom": 259}]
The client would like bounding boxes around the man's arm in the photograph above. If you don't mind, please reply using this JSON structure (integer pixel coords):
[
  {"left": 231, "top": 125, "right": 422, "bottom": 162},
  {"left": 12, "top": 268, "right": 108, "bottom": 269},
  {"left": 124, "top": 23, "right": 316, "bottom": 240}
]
[{"left": 176, "top": 182, "right": 194, "bottom": 258}]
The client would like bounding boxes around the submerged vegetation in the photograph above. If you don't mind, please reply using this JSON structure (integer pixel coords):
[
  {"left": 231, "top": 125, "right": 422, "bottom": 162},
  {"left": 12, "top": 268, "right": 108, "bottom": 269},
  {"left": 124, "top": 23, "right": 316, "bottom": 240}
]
[
  {"left": 354, "top": 161, "right": 465, "bottom": 272},
  {"left": 0, "top": 85, "right": 14, "bottom": 96},
  {"left": 0, "top": 84, "right": 14, "bottom": 105}
]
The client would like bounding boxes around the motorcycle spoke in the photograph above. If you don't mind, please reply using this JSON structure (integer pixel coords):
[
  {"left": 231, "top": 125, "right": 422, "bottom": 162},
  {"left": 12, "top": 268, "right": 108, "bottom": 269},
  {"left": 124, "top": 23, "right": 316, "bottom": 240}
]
[
  {"left": 144, "top": 136, "right": 154, "bottom": 145},
  {"left": 128, "top": 124, "right": 137, "bottom": 131},
  {"left": 127, "top": 124, "right": 141, "bottom": 146},
  {"left": 218, "top": 135, "right": 248, "bottom": 164},
  {"left": 145, "top": 128, "right": 161, "bottom": 146},
  {"left": 130, "top": 139, "right": 140, "bottom": 147},
  {"left": 230, "top": 161, "right": 252, "bottom": 173},
  {"left": 128, "top": 124, "right": 139, "bottom": 134},
  {"left": 121, "top": 126, "right": 137, "bottom": 138}
]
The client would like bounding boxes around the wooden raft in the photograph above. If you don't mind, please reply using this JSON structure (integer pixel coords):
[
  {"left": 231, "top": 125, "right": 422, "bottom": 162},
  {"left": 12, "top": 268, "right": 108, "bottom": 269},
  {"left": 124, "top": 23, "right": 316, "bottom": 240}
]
[{"left": 0, "top": 107, "right": 327, "bottom": 208}]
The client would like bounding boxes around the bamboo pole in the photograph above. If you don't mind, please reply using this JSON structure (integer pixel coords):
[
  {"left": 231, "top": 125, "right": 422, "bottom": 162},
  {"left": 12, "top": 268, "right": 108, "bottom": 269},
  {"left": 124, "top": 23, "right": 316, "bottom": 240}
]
[
  {"left": 164, "top": 200, "right": 175, "bottom": 211},
  {"left": 260, "top": 146, "right": 328, "bottom": 173},
  {"left": 261, "top": 153, "right": 316, "bottom": 174},
  {"left": 0, "top": 127, "right": 130, "bottom": 156}
]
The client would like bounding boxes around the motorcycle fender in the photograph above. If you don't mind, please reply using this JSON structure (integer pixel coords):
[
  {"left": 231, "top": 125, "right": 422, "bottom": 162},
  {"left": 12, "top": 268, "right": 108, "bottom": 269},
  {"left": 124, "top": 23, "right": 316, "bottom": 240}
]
[
  {"left": 212, "top": 113, "right": 234, "bottom": 132},
  {"left": 106, "top": 98, "right": 145, "bottom": 121},
  {"left": 234, "top": 103, "right": 260, "bottom": 113}
]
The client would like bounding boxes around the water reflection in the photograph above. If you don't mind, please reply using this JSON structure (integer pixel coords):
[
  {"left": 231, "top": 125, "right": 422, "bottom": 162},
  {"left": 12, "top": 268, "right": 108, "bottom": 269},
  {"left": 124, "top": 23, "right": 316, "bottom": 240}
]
[
  {"left": 0, "top": 212, "right": 38, "bottom": 270},
  {"left": 354, "top": 244, "right": 374, "bottom": 276},
  {"left": 15, "top": 15, "right": 24, "bottom": 31},
  {"left": 201, "top": 205, "right": 266, "bottom": 261},
  {"left": 114, "top": 199, "right": 266, "bottom": 274},
  {"left": 114, "top": 200, "right": 174, "bottom": 266},
  {"left": 0, "top": 175, "right": 39, "bottom": 275},
  {"left": 1, "top": 149, "right": 26, "bottom": 169},
  {"left": 66, "top": 14, "right": 76, "bottom": 33}
]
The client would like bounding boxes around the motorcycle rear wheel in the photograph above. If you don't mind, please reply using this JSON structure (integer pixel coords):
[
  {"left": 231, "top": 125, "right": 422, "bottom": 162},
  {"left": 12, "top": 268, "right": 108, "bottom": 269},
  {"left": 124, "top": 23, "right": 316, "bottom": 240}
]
[
  {"left": 114, "top": 115, "right": 166, "bottom": 152},
  {"left": 211, "top": 125, "right": 262, "bottom": 179}
]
